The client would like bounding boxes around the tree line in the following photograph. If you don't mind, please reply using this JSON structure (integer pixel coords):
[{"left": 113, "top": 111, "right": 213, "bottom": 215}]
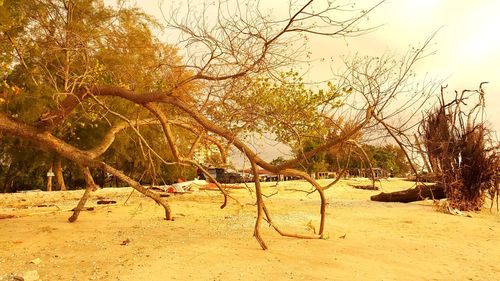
[
  {"left": 272, "top": 141, "right": 410, "bottom": 178},
  {"left": 0, "top": 0, "right": 201, "bottom": 192}
]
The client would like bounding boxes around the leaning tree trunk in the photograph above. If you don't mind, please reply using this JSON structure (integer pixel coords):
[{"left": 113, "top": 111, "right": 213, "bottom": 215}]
[
  {"left": 0, "top": 113, "right": 173, "bottom": 220},
  {"left": 250, "top": 160, "right": 267, "bottom": 250},
  {"left": 68, "top": 167, "right": 98, "bottom": 222}
]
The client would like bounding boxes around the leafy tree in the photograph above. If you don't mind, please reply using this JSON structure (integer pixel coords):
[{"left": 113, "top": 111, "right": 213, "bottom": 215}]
[
  {"left": 270, "top": 156, "right": 287, "bottom": 166},
  {"left": 360, "top": 144, "right": 409, "bottom": 176},
  {"left": 324, "top": 143, "right": 410, "bottom": 176},
  {"left": 0, "top": 0, "right": 194, "bottom": 190},
  {"left": 295, "top": 138, "right": 329, "bottom": 176}
]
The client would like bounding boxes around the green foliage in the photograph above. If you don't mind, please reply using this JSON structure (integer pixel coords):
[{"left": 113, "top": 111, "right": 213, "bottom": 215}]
[
  {"left": 0, "top": 137, "right": 51, "bottom": 192},
  {"left": 370, "top": 145, "right": 410, "bottom": 175},
  {"left": 270, "top": 156, "right": 287, "bottom": 166},
  {"left": 203, "top": 70, "right": 347, "bottom": 145},
  {"left": 0, "top": 0, "right": 194, "bottom": 191},
  {"left": 326, "top": 144, "right": 410, "bottom": 176},
  {"left": 300, "top": 138, "right": 328, "bottom": 174},
  {"left": 246, "top": 71, "right": 345, "bottom": 143},
  {"left": 159, "top": 165, "right": 196, "bottom": 185}
]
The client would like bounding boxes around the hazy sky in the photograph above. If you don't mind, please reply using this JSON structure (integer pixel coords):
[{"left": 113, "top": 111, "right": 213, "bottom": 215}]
[
  {"left": 136, "top": 0, "right": 500, "bottom": 163},
  {"left": 306, "top": 0, "right": 500, "bottom": 131}
]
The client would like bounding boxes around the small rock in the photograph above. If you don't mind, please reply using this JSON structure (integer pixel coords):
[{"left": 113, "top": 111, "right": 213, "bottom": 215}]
[
  {"left": 30, "top": 258, "right": 41, "bottom": 265},
  {"left": 22, "top": 270, "right": 39, "bottom": 281},
  {"left": 120, "top": 239, "right": 131, "bottom": 246}
]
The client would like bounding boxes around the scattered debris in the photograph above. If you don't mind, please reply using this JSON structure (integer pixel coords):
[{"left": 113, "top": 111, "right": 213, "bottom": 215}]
[
  {"left": 351, "top": 185, "right": 379, "bottom": 191},
  {"left": 34, "top": 204, "right": 57, "bottom": 208},
  {"left": 148, "top": 180, "right": 243, "bottom": 194},
  {"left": 71, "top": 207, "right": 94, "bottom": 211},
  {"left": 198, "top": 182, "right": 242, "bottom": 191},
  {"left": 339, "top": 233, "right": 347, "bottom": 239},
  {"left": 96, "top": 200, "right": 117, "bottom": 205},
  {"left": 0, "top": 214, "right": 16, "bottom": 220},
  {"left": 11, "top": 275, "right": 24, "bottom": 281},
  {"left": 434, "top": 200, "right": 473, "bottom": 217}
]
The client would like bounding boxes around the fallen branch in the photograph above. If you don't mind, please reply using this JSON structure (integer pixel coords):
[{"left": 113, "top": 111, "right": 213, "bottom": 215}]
[{"left": 371, "top": 184, "right": 445, "bottom": 203}]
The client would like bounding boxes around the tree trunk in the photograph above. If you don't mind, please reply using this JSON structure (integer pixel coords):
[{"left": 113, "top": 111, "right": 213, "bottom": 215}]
[
  {"left": 68, "top": 167, "right": 98, "bottom": 222},
  {"left": 2, "top": 164, "right": 14, "bottom": 193},
  {"left": 55, "top": 156, "right": 67, "bottom": 191},
  {"left": 250, "top": 160, "right": 267, "bottom": 250},
  {"left": 95, "top": 170, "right": 105, "bottom": 188},
  {"left": 46, "top": 162, "right": 53, "bottom": 192},
  {"left": 0, "top": 113, "right": 173, "bottom": 220},
  {"left": 370, "top": 184, "right": 445, "bottom": 203},
  {"left": 67, "top": 169, "right": 73, "bottom": 189}
]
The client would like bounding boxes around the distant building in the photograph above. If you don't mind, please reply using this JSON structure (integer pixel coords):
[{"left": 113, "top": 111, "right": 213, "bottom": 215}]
[
  {"left": 240, "top": 169, "right": 299, "bottom": 182},
  {"left": 316, "top": 172, "right": 337, "bottom": 179},
  {"left": 347, "top": 168, "right": 388, "bottom": 179}
]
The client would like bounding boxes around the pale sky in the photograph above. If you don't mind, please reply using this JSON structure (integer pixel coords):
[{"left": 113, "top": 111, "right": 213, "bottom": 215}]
[
  {"left": 305, "top": 0, "right": 500, "bottom": 131},
  {"left": 136, "top": 0, "right": 500, "bottom": 164}
]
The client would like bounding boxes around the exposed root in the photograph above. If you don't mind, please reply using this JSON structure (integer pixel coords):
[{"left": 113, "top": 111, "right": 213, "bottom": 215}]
[
  {"left": 421, "top": 85, "right": 499, "bottom": 211},
  {"left": 262, "top": 202, "right": 321, "bottom": 239}
]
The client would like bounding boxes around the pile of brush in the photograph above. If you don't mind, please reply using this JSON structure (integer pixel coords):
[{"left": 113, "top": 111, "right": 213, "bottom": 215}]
[{"left": 421, "top": 83, "right": 498, "bottom": 211}]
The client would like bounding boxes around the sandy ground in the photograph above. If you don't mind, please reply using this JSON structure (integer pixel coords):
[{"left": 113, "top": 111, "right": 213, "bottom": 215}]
[{"left": 0, "top": 178, "right": 499, "bottom": 281}]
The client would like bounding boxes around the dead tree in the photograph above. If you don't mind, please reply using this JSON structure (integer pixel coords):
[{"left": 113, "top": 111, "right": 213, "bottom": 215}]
[
  {"left": 371, "top": 84, "right": 499, "bottom": 210},
  {"left": 420, "top": 84, "right": 499, "bottom": 211},
  {"left": 371, "top": 184, "right": 446, "bottom": 203}
]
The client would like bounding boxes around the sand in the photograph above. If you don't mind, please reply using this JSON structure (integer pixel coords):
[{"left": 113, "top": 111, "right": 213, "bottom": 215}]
[{"left": 0, "top": 178, "right": 499, "bottom": 281}]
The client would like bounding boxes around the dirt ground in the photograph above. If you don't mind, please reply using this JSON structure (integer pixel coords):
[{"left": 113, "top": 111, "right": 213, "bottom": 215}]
[{"left": 0, "top": 178, "right": 499, "bottom": 281}]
